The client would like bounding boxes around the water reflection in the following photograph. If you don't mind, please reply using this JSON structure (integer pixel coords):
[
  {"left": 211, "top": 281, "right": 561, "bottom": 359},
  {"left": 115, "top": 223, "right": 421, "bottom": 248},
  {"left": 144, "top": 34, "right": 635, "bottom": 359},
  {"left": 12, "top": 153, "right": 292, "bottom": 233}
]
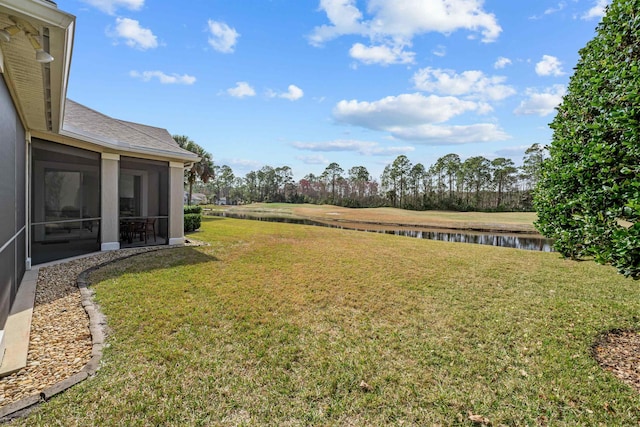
[
  {"left": 379, "top": 229, "right": 552, "bottom": 251},
  {"left": 207, "top": 211, "right": 554, "bottom": 252}
]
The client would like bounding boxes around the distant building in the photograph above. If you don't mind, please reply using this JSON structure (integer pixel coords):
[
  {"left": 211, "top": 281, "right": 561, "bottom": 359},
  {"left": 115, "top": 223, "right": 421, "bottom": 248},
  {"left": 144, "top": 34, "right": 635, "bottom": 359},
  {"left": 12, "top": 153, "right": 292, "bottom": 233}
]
[{"left": 184, "top": 192, "right": 208, "bottom": 205}]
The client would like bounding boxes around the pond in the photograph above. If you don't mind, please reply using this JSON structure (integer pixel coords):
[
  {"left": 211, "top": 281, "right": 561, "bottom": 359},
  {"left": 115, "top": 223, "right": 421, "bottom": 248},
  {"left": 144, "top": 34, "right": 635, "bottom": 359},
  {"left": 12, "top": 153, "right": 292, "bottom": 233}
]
[{"left": 206, "top": 211, "right": 555, "bottom": 252}]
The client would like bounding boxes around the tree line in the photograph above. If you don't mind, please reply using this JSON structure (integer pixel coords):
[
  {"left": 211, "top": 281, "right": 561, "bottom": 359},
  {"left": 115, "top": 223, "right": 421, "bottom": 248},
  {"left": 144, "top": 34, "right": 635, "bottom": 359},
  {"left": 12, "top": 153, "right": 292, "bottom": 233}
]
[
  {"left": 178, "top": 136, "right": 547, "bottom": 212},
  {"left": 179, "top": 0, "right": 639, "bottom": 279}
]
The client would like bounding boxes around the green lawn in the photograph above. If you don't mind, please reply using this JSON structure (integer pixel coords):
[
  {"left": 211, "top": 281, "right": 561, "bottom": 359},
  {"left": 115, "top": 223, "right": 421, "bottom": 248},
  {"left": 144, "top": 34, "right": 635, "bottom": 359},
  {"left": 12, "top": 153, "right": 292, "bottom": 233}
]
[{"left": 20, "top": 217, "right": 640, "bottom": 426}]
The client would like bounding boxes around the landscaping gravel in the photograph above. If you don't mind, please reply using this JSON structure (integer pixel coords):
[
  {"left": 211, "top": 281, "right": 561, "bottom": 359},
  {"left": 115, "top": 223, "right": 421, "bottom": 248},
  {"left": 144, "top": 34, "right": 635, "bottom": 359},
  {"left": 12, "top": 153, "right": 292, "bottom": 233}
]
[{"left": 0, "top": 246, "right": 164, "bottom": 408}]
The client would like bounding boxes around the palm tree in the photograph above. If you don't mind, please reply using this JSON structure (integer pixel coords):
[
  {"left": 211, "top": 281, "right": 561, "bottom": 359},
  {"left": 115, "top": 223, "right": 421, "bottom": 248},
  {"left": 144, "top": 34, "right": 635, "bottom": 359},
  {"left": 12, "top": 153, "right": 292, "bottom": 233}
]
[{"left": 173, "top": 135, "right": 215, "bottom": 205}]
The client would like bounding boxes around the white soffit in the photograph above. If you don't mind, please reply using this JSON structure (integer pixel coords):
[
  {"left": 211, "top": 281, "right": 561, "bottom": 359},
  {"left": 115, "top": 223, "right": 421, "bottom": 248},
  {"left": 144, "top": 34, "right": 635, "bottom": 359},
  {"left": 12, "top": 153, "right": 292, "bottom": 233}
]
[{"left": 0, "top": 1, "right": 74, "bottom": 133}]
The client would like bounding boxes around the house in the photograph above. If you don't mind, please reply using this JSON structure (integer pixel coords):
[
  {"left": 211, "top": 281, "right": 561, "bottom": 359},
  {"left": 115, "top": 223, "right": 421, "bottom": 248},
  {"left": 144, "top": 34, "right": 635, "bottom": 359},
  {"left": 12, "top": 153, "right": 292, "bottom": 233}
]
[
  {"left": 184, "top": 192, "right": 208, "bottom": 205},
  {"left": 0, "top": 0, "right": 198, "bottom": 358}
]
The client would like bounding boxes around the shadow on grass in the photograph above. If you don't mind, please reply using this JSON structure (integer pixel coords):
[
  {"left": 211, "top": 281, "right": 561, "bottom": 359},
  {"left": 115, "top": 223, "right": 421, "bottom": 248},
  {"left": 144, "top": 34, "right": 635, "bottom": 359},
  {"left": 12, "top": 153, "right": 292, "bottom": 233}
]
[
  {"left": 87, "top": 246, "right": 218, "bottom": 281},
  {"left": 36, "top": 246, "right": 218, "bottom": 306}
]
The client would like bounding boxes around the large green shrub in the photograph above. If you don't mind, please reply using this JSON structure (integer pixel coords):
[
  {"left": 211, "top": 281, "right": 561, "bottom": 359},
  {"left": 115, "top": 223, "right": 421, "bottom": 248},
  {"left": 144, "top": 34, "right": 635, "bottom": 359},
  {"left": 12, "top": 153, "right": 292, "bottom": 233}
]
[
  {"left": 534, "top": 0, "right": 640, "bottom": 279},
  {"left": 184, "top": 205, "right": 202, "bottom": 232},
  {"left": 184, "top": 205, "right": 203, "bottom": 215}
]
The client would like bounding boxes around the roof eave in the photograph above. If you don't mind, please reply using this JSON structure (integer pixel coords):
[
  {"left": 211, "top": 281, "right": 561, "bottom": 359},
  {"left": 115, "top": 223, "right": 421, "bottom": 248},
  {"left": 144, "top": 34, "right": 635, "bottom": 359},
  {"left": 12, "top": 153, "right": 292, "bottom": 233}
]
[
  {"left": 59, "top": 128, "right": 201, "bottom": 162},
  {"left": 0, "top": 0, "right": 75, "bottom": 134},
  {"left": 2, "top": 0, "right": 75, "bottom": 28}
]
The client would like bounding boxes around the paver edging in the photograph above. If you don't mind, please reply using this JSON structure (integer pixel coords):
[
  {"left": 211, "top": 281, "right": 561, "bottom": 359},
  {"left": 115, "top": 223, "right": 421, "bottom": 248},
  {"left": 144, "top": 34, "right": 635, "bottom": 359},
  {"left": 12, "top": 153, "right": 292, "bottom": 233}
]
[{"left": 0, "top": 241, "right": 204, "bottom": 422}]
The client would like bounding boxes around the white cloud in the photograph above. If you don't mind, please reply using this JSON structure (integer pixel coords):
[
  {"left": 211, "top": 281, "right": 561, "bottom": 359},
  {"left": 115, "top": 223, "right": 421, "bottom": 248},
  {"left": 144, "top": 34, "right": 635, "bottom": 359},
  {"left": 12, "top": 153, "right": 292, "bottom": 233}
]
[
  {"left": 129, "top": 70, "right": 196, "bottom": 85},
  {"left": 292, "top": 139, "right": 414, "bottom": 156},
  {"left": 528, "top": 2, "right": 567, "bottom": 20},
  {"left": 227, "top": 158, "right": 263, "bottom": 170},
  {"left": 296, "top": 154, "right": 330, "bottom": 165},
  {"left": 412, "top": 67, "right": 516, "bottom": 101},
  {"left": 535, "top": 55, "right": 565, "bottom": 76},
  {"left": 334, "top": 93, "right": 487, "bottom": 129},
  {"left": 332, "top": 92, "right": 507, "bottom": 145},
  {"left": 582, "top": 0, "right": 610, "bottom": 20},
  {"left": 514, "top": 85, "right": 566, "bottom": 116},
  {"left": 281, "top": 85, "right": 304, "bottom": 101},
  {"left": 268, "top": 85, "right": 305, "bottom": 101},
  {"left": 349, "top": 43, "right": 415, "bottom": 65},
  {"left": 432, "top": 45, "right": 446, "bottom": 57},
  {"left": 545, "top": 2, "right": 566, "bottom": 15},
  {"left": 366, "top": 0, "right": 501, "bottom": 42},
  {"left": 309, "top": 0, "right": 365, "bottom": 46},
  {"left": 494, "top": 56, "right": 512, "bottom": 69},
  {"left": 387, "top": 123, "right": 510, "bottom": 144},
  {"left": 216, "top": 158, "right": 264, "bottom": 176},
  {"left": 207, "top": 20, "right": 239, "bottom": 53},
  {"left": 309, "top": 0, "right": 501, "bottom": 66},
  {"left": 112, "top": 18, "right": 157, "bottom": 50},
  {"left": 81, "top": 0, "right": 143, "bottom": 15},
  {"left": 227, "top": 82, "right": 256, "bottom": 98},
  {"left": 494, "top": 145, "right": 530, "bottom": 157}
]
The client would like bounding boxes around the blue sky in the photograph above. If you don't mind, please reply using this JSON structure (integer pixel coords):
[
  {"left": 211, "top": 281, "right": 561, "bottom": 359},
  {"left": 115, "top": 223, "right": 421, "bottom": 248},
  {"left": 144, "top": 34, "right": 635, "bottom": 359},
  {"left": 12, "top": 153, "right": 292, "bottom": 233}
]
[{"left": 56, "top": 0, "right": 610, "bottom": 180}]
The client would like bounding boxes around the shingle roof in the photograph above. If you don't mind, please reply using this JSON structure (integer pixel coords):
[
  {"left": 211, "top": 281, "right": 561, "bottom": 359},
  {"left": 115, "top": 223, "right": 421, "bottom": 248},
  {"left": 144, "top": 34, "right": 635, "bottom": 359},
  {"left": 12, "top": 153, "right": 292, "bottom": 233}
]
[{"left": 61, "top": 99, "right": 199, "bottom": 161}]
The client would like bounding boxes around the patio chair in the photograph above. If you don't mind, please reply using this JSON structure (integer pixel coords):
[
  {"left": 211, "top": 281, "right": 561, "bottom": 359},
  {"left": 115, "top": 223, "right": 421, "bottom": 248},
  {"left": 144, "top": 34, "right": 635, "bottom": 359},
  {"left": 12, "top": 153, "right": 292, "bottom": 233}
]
[
  {"left": 134, "top": 218, "right": 157, "bottom": 244},
  {"left": 120, "top": 220, "right": 135, "bottom": 243}
]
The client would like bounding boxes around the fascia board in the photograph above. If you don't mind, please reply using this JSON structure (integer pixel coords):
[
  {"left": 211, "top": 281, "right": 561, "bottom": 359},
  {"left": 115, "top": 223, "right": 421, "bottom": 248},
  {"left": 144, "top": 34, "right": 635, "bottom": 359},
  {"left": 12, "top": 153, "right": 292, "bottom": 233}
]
[
  {"left": 1, "top": 0, "right": 75, "bottom": 29},
  {"left": 53, "top": 19, "right": 74, "bottom": 133}
]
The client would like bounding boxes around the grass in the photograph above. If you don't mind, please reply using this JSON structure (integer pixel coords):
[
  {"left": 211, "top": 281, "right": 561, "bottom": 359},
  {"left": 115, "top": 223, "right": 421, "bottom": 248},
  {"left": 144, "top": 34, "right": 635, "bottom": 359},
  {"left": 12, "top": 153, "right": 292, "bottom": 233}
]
[
  {"left": 18, "top": 216, "right": 640, "bottom": 426},
  {"left": 210, "top": 203, "right": 539, "bottom": 233}
]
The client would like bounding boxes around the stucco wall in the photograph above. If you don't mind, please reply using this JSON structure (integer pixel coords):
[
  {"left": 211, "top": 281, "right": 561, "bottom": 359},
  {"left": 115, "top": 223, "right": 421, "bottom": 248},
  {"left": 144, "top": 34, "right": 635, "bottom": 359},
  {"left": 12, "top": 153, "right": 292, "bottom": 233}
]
[
  {"left": 101, "top": 153, "right": 120, "bottom": 250},
  {"left": 169, "top": 162, "right": 185, "bottom": 245}
]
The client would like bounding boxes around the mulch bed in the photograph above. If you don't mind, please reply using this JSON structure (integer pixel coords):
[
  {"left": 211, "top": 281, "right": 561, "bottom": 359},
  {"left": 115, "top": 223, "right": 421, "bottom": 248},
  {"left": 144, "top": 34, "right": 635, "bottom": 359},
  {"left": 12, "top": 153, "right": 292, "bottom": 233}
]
[{"left": 593, "top": 330, "right": 640, "bottom": 392}]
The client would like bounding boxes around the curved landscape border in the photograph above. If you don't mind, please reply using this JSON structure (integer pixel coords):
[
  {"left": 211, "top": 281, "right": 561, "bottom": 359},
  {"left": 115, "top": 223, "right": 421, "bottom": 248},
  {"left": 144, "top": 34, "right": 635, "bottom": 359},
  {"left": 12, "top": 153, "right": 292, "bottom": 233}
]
[{"left": 0, "top": 243, "right": 203, "bottom": 422}]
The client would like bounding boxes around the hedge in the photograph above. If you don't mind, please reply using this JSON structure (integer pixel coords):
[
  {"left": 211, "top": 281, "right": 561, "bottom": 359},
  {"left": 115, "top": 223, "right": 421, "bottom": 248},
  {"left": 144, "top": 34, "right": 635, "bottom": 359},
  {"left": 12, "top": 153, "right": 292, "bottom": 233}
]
[{"left": 184, "top": 205, "right": 202, "bottom": 232}]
